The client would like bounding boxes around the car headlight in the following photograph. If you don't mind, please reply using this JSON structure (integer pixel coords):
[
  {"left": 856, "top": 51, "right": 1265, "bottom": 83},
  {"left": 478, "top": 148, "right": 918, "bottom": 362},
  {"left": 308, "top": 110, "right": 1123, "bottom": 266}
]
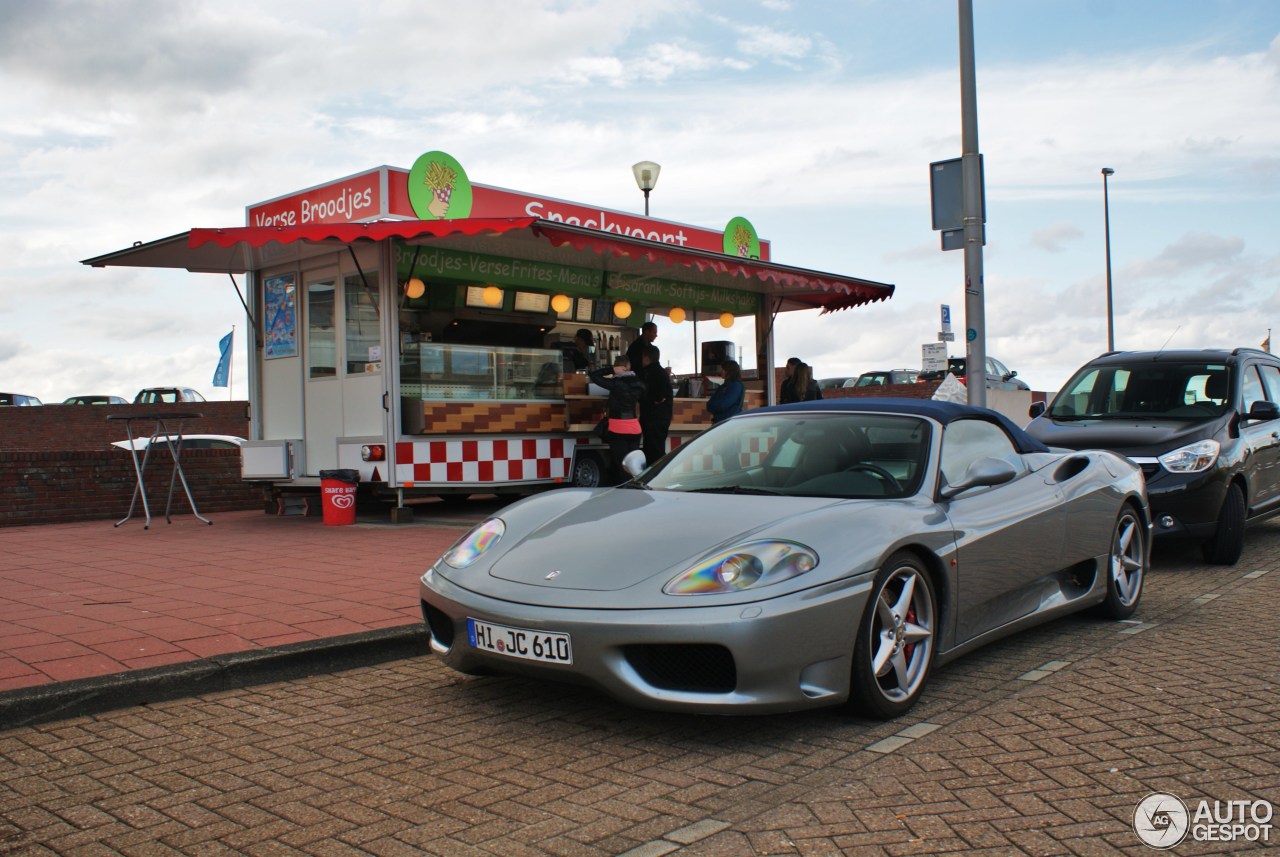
[
  {"left": 442, "top": 518, "right": 505, "bottom": 568},
  {"left": 664, "top": 541, "right": 818, "bottom": 595},
  {"left": 1158, "top": 439, "right": 1220, "bottom": 473}
]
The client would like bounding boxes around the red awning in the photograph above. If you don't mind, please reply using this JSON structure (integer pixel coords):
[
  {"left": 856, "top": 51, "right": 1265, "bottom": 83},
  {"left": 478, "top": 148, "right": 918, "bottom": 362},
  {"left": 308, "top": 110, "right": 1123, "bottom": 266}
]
[
  {"left": 528, "top": 221, "right": 893, "bottom": 313},
  {"left": 190, "top": 217, "right": 535, "bottom": 250},
  {"left": 83, "top": 217, "right": 893, "bottom": 312}
]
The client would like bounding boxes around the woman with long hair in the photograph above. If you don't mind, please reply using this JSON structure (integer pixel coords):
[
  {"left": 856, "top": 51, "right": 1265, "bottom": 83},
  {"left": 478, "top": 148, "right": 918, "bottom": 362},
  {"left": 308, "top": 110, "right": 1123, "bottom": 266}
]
[{"left": 706, "top": 359, "right": 745, "bottom": 423}]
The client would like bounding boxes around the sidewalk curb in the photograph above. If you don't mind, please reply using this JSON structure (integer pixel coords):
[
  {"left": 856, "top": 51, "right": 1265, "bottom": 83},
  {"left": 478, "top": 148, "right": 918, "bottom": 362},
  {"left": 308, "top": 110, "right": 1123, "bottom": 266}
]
[{"left": 0, "top": 624, "right": 429, "bottom": 731}]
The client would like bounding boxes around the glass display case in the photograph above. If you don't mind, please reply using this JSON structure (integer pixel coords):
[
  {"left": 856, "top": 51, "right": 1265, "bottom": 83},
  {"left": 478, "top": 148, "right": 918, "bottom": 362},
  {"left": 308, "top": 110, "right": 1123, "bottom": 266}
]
[{"left": 400, "top": 341, "right": 564, "bottom": 401}]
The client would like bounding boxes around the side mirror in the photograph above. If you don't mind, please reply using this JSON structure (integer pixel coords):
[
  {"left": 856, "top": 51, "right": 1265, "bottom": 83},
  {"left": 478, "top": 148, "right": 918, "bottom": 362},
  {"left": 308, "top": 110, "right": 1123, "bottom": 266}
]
[
  {"left": 1028, "top": 401, "right": 1046, "bottom": 419},
  {"left": 1245, "top": 400, "right": 1280, "bottom": 422},
  {"left": 940, "top": 456, "right": 1018, "bottom": 499},
  {"left": 621, "top": 449, "right": 648, "bottom": 478}
]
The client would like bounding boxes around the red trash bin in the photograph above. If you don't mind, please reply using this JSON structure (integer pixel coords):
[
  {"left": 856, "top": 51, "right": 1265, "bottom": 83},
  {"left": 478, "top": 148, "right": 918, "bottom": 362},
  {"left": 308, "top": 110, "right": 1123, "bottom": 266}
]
[{"left": 318, "top": 469, "right": 359, "bottom": 526}]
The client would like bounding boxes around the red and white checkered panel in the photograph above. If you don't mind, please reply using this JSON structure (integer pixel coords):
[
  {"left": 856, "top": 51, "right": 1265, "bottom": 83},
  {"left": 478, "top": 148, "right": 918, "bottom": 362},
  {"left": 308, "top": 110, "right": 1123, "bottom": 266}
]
[
  {"left": 739, "top": 430, "right": 777, "bottom": 468},
  {"left": 394, "top": 437, "right": 571, "bottom": 486},
  {"left": 669, "top": 429, "right": 776, "bottom": 475}
]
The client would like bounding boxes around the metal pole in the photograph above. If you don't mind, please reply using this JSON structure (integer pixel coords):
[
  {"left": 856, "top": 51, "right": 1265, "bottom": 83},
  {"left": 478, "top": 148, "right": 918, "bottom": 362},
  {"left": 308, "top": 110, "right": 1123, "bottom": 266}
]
[
  {"left": 958, "top": 0, "right": 986, "bottom": 408},
  {"left": 228, "top": 325, "right": 235, "bottom": 400},
  {"left": 1102, "top": 168, "right": 1115, "bottom": 351},
  {"left": 643, "top": 189, "right": 650, "bottom": 217}
]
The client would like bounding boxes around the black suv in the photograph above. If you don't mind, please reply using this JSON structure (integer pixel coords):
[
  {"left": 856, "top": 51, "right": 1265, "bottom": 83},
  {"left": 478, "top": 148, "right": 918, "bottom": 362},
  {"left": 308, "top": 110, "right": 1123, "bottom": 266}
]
[{"left": 1025, "top": 348, "right": 1280, "bottom": 564}]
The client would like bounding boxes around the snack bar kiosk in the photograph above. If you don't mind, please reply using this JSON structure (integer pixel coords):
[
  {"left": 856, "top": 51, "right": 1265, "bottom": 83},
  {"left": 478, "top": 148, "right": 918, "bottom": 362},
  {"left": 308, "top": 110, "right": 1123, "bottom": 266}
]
[{"left": 83, "top": 150, "right": 894, "bottom": 519}]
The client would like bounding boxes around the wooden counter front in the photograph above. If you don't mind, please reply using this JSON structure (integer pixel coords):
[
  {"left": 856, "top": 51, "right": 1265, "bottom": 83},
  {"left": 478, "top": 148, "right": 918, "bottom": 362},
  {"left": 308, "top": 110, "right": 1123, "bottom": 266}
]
[
  {"left": 403, "top": 390, "right": 766, "bottom": 436},
  {"left": 403, "top": 400, "right": 567, "bottom": 434}
]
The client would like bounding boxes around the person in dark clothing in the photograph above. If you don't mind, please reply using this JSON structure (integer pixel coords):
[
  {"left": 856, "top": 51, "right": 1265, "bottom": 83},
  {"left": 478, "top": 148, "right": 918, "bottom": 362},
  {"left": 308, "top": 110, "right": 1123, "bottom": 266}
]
[
  {"left": 570, "top": 329, "right": 596, "bottom": 372},
  {"left": 589, "top": 356, "right": 647, "bottom": 483},
  {"left": 638, "top": 344, "right": 673, "bottom": 465},
  {"left": 706, "top": 359, "right": 746, "bottom": 423},
  {"left": 625, "top": 321, "right": 659, "bottom": 376},
  {"left": 779, "top": 356, "right": 822, "bottom": 403}
]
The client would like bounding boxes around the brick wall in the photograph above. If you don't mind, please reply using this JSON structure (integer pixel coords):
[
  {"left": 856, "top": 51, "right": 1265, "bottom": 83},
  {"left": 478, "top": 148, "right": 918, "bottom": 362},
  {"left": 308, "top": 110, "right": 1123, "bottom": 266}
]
[
  {"left": 0, "top": 449, "right": 263, "bottom": 527},
  {"left": 0, "top": 401, "right": 251, "bottom": 451},
  {"left": 0, "top": 402, "right": 259, "bottom": 526},
  {"left": 822, "top": 382, "right": 940, "bottom": 399}
]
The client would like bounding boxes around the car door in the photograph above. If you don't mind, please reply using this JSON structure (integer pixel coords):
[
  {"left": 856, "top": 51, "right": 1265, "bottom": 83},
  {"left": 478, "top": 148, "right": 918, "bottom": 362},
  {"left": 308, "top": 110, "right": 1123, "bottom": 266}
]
[
  {"left": 940, "top": 419, "right": 1067, "bottom": 642},
  {"left": 1244, "top": 363, "right": 1280, "bottom": 512}
]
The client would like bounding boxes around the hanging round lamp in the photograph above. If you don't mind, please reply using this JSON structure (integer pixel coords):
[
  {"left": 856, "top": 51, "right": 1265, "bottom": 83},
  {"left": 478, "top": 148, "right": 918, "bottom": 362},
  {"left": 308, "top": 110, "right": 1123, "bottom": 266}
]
[
  {"left": 719, "top": 312, "right": 734, "bottom": 328},
  {"left": 482, "top": 285, "right": 503, "bottom": 306},
  {"left": 613, "top": 300, "right": 632, "bottom": 319},
  {"left": 551, "top": 294, "right": 572, "bottom": 313},
  {"left": 405, "top": 278, "right": 426, "bottom": 300},
  {"left": 669, "top": 307, "right": 686, "bottom": 324}
]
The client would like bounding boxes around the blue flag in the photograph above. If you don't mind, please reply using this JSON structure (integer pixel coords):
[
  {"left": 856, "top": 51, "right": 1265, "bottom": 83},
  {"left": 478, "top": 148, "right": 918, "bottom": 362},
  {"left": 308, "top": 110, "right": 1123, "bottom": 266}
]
[{"left": 212, "top": 330, "right": 233, "bottom": 387}]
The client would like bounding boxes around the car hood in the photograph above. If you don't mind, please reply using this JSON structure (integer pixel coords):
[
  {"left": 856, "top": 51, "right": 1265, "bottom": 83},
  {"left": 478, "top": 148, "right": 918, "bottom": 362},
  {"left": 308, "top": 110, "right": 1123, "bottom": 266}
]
[
  {"left": 486, "top": 488, "right": 839, "bottom": 592},
  {"left": 1027, "top": 415, "right": 1225, "bottom": 456},
  {"left": 432, "top": 487, "right": 943, "bottom": 609}
]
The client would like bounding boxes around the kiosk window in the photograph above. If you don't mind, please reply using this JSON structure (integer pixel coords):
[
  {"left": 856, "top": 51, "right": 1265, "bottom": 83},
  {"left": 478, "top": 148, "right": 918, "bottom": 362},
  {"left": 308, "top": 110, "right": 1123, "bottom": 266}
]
[
  {"left": 345, "top": 270, "right": 380, "bottom": 374},
  {"left": 307, "top": 278, "right": 336, "bottom": 379}
]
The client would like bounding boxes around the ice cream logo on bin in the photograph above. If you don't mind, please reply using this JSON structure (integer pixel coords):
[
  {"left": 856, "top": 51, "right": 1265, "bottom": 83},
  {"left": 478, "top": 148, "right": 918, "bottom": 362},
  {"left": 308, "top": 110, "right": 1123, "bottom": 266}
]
[
  {"left": 329, "top": 492, "right": 355, "bottom": 509},
  {"left": 722, "top": 216, "right": 760, "bottom": 259},
  {"left": 408, "top": 151, "right": 474, "bottom": 220}
]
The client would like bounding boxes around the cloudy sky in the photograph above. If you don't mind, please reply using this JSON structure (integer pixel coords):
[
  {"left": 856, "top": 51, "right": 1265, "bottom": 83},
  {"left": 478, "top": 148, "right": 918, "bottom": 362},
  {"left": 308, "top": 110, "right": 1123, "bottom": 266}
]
[{"left": 2, "top": 0, "right": 1278, "bottom": 404}]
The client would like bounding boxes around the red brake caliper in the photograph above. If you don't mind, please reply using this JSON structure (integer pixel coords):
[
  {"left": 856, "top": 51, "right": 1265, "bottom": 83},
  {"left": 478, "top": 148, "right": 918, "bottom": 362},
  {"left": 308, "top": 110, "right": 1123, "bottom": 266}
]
[{"left": 903, "top": 603, "right": 917, "bottom": 661}]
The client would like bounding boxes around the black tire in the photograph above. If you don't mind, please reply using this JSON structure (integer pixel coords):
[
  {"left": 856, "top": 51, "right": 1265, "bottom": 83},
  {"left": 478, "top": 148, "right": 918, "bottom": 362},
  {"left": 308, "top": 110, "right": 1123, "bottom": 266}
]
[
  {"left": 572, "top": 452, "right": 606, "bottom": 488},
  {"left": 1201, "top": 482, "right": 1245, "bottom": 566},
  {"left": 1097, "top": 504, "right": 1145, "bottom": 619},
  {"left": 847, "top": 552, "right": 937, "bottom": 720}
]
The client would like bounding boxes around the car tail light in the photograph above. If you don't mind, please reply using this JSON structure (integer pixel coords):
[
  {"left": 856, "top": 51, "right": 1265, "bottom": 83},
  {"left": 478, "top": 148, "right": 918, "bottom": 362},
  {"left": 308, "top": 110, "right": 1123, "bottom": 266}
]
[{"left": 361, "top": 444, "right": 386, "bottom": 462}]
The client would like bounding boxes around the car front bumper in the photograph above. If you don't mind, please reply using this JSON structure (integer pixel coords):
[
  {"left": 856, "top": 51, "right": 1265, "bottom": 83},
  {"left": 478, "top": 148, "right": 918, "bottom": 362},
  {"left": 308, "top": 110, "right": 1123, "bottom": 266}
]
[
  {"left": 419, "top": 566, "right": 874, "bottom": 715},
  {"left": 1137, "top": 462, "right": 1231, "bottom": 540}
]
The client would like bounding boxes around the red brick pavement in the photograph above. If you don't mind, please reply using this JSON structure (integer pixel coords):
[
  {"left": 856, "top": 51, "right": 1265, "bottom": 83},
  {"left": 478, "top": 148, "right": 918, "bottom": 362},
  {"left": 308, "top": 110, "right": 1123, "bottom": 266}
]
[
  {"left": 0, "top": 511, "right": 1276, "bottom": 855},
  {"left": 0, "top": 505, "right": 491, "bottom": 693}
]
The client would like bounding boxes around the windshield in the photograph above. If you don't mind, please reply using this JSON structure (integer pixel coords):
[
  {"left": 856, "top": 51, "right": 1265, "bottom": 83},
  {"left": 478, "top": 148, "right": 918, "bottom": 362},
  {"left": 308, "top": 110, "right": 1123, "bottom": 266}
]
[
  {"left": 637, "top": 412, "right": 930, "bottom": 499},
  {"left": 1048, "top": 362, "right": 1231, "bottom": 420}
]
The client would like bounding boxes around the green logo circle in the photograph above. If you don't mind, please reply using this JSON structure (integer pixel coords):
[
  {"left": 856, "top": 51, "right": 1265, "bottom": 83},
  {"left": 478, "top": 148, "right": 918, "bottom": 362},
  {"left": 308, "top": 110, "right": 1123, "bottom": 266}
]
[
  {"left": 408, "top": 151, "right": 473, "bottom": 220},
  {"left": 723, "top": 217, "right": 760, "bottom": 259}
]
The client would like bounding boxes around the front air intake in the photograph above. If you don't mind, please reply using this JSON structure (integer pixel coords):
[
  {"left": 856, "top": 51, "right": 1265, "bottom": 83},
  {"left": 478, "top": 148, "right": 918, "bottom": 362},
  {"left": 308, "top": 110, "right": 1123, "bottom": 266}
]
[{"left": 623, "top": 644, "right": 736, "bottom": 693}]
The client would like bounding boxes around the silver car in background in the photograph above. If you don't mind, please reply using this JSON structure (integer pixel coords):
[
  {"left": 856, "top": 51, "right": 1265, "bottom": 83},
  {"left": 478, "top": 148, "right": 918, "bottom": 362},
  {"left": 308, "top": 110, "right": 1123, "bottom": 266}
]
[{"left": 420, "top": 399, "right": 1149, "bottom": 718}]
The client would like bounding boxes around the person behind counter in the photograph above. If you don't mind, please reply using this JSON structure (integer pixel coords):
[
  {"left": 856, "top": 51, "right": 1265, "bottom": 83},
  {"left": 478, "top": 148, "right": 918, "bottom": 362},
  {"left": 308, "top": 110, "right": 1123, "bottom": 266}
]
[
  {"left": 638, "top": 344, "right": 673, "bottom": 465},
  {"left": 706, "top": 359, "right": 745, "bottom": 423},
  {"left": 570, "top": 328, "right": 596, "bottom": 372},
  {"left": 589, "top": 356, "right": 646, "bottom": 483},
  {"left": 625, "top": 320, "right": 658, "bottom": 375}
]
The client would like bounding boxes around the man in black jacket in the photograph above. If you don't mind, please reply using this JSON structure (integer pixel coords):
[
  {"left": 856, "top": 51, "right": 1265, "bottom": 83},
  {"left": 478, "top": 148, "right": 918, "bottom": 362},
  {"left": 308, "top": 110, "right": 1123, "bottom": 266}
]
[{"left": 638, "top": 344, "right": 673, "bottom": 465}]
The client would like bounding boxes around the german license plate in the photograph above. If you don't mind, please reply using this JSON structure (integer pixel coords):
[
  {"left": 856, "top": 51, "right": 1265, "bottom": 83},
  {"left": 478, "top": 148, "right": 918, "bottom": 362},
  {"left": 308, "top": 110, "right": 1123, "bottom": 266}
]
[{"left": 466, "top": 618, "right": 572, "bottom": 664}]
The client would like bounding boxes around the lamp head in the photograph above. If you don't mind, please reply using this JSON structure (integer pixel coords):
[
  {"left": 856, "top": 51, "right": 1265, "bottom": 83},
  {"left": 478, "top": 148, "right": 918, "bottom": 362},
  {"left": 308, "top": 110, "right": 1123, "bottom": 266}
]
[
  {"left": 632, "top": 161, "right": 661, "bottom": 192},
  {"left": 1102, "top": 167, "right": 1115, "bottom": 177}
]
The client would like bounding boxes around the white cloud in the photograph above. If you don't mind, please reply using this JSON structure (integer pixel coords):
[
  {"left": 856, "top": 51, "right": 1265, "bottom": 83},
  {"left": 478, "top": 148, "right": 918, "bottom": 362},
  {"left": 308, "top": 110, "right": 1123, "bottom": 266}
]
[
  {"left": 1, "top": 2, "right": 1278, "bottom": 404},
  {"left": 1031, "top": 223, "right": 1084, "bottom": 253}
]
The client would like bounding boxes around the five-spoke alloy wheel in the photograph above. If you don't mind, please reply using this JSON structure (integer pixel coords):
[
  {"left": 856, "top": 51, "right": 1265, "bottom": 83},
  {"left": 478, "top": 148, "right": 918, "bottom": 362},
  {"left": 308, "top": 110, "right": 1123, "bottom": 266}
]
[{"left": 848, "top": 551, "right": 937, "bottom": 719}]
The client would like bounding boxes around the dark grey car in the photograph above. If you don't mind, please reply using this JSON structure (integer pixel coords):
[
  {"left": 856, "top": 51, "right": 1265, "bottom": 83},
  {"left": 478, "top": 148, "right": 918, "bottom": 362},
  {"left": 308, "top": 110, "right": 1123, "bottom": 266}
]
[{"left": 1026, "top": 348, "right": 1280, "bottom": 565}]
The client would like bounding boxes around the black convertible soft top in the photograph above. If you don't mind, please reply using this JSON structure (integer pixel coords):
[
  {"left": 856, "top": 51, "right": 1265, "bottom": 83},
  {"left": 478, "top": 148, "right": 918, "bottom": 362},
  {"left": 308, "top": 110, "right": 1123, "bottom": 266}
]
[{"left": 755, "top": 397, "right": 1051, "bottom": 454}]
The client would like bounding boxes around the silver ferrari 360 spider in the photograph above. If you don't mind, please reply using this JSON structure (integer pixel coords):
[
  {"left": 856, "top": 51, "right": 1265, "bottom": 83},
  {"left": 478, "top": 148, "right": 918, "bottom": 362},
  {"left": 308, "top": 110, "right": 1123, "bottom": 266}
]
[{"left": 420, "top": 399, "right": 1149, "bottom": 718}]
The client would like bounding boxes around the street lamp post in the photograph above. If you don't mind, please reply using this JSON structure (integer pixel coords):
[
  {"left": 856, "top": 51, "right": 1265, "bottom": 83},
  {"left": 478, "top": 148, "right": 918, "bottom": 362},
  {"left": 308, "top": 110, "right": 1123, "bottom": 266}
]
[
  {"left": 1102, "top": 167, "right": 1115, "bottom": 351},
  {"left": 632, "top": 161, "right": 661, "bottom": 216}
]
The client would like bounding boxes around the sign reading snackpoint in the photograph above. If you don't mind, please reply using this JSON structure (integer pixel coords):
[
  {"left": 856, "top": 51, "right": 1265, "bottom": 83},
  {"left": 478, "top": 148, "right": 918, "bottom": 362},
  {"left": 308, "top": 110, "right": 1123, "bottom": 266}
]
[{"left": 247, "top": 151, "right": 770, "bottom": 260}]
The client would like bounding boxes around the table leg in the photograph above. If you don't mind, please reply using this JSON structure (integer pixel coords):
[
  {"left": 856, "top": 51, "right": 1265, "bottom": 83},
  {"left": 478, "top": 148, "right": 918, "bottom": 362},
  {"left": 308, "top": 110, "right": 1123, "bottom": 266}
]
[
  {"left": 114, "top": 421, "right": 153, "bottom": 528},
  {"left": 161, "top": 422, "right": 212, "bottom": 526}
]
